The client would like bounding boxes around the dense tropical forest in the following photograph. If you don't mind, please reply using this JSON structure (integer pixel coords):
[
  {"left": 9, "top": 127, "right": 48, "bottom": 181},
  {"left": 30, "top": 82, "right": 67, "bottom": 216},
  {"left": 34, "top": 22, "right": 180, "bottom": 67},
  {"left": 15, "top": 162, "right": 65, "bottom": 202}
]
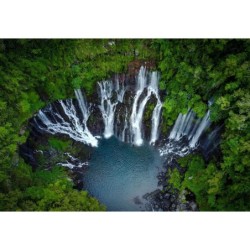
[{"left": 0, "top": 39, "right": 249, "bottom": 211}]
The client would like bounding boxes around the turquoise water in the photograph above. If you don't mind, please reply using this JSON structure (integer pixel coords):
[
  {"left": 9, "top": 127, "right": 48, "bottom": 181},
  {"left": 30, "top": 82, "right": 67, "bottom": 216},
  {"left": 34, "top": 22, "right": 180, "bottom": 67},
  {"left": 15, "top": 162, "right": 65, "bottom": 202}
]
[{"left": 83, "top": 137, "right": 163, "bottom": 211}]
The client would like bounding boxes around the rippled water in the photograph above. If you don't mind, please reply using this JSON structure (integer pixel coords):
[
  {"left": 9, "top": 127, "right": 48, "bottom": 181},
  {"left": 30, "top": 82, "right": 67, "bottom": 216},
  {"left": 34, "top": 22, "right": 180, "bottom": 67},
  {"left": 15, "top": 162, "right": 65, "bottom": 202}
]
[{"left": 83, "top": 137, "right": 163, "bottom": 211}]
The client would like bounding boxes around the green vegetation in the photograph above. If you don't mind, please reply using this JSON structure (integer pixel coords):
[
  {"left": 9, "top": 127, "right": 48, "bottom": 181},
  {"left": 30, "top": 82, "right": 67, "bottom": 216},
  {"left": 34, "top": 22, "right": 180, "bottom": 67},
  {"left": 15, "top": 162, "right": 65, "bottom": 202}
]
[
  {"left": 0, "top": 39, "right": 249, "bottom": 211},
  {"left": 0, "top": 39, "right": 155, "bottom": 211},
  {"left": 0, "top": 161, "right": 105, "bottom": 211},
  {"left": 157, "top": 40, "right": 250, "bottom": 211},
  {"left": 48, "top": 137, "right": 71, "bottom": 151}
]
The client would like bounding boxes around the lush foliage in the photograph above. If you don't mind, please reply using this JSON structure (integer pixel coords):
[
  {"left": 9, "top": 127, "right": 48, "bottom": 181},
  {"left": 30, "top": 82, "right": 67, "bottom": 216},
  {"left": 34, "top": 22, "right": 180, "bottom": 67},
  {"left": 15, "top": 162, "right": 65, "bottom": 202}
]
[
  {"left": 0, "top": 39, "right": 155, "bottom": 211},
  {"left": 157, "top": 40, "right": 250, "bottom": 210},
  {"left": 0, "top": 161, "right": 105, "bottom": 211},
  {"left": 0, "top": 39, "right": 249, "bottom": 211}
]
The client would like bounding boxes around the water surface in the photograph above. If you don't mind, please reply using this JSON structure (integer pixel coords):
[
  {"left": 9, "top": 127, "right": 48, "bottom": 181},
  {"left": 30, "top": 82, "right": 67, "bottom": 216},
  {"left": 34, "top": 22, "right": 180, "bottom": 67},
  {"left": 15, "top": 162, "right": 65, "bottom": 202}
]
[{"left": 83, "top": 137, "right": 163, "bottom": 211}]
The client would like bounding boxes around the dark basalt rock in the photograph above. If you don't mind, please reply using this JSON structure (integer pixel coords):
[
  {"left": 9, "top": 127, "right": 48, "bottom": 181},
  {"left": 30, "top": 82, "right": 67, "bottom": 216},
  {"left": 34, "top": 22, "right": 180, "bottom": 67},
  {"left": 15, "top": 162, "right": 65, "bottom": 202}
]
[
  {"left": 133, "top": 196, "right": 143, "bottom": 205},
  {"left": 87, "top": 104, "right": 104, "bottom": 136},
  {"left": 142, "top": 159, "right": 199, "bottom": 211}
]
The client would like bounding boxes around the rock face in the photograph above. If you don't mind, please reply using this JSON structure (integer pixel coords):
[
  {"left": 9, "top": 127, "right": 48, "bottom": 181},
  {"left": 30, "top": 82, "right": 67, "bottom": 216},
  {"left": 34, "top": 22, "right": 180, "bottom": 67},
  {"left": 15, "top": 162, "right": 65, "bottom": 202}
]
[
  {"left": 143, "top": 187, "right": 198, "bottom": 211},
  {"left": 142, "top": 159, "right": 199, "bottom": 212},
  {"left": 87, "top": 104, "right": 104, "bottom": 136}
]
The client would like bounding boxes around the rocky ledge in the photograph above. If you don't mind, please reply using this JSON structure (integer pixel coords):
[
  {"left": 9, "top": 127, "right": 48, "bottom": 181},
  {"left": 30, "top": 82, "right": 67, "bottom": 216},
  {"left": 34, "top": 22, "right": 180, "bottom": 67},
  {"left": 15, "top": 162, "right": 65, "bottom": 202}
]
[{"left": 142, "top": 160, "right": 198, "bottom": 212}]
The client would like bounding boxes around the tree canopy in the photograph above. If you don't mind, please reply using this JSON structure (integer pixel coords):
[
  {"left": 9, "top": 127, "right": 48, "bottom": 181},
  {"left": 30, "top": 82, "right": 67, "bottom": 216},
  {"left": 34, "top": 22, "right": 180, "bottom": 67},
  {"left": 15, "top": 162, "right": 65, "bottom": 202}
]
[
  {"left": 157, "top": 40, "right": 250, "bottom": 210},
  {"left": 0, "top": 39, "right": 155, "bottom": 211},
  {"left": 0, "top": 39, "right": 249, "bottom": 211}
]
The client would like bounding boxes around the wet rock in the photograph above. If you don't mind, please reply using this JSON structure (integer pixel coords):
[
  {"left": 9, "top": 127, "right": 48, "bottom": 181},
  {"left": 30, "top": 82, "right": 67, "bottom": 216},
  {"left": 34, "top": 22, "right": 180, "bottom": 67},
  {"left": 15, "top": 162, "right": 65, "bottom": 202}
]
[
  {"left": 171, "top": 204, "right": 176, "bottom": 210},
  {"left": 133, "top": 196, "right": 143, "bottom": 205},
  {"left": 164, "top": 193, "right": 170, "bottom": 199},
  {"left": 142, "top": 193, "right": 150, "bottom": 200},
  {"left": 145, "top": 203, "right": 152, "bottom": 211},
  {"left": 189, "top": 202, "right": 197, "bottom": 211},
  {"left": 159, "top": 194, "right": 164, "bottom": 200},
  {"left": 145, "top": 189, "right": 161, "bottom": 201},
  {"left": 158, "top": 180, "right": 163, "bottom": 186},
  {"left": 179, "top": 204, "right": 187, "bottom": 211},
  {"left": 170, "top": 196, "right": 175, "bottom": 203},
  {"left": 163, "top": 200, "right": 171, "bottom": 209}
]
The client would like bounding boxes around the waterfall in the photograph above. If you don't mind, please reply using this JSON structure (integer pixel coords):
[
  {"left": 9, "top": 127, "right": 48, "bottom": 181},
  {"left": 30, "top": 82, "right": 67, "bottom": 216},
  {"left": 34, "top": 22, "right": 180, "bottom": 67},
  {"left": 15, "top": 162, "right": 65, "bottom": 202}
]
[
  {"left": 130, "top": 88, "right": 153, "bottom": 146},
  {"left": 130, "top": 67, "right": 148, "bottom": 146},
  {"left": 167, "top": 109, "right": 211, "bottom": 149},
  {"left": 35, "top": 92, "right": 98, "bottom": 147},
  {"left": 74, "top": 88, "right": 98, "bottom": 146},
  {"left": 97, "top": 66, "right": 162, "bottom": 146},
  {"left": 98, "top": 81, "right": 118, "bottom": 139},
  {"left": 74, "top": 89, "right": 90, "bottom": 120},
  {"left": 149, "top": 99, "right": 162, "bottom": 144},
  {"left": 121, "top": 108, "right": 129, "bottom": 142},
  {"left": 188, "top": 118, "right": 201, "bottom": 140},
  {"left": 130, "top": 67, "right": 162, "bottom": 146},
  {"left": 169, "top": 113, "right": 182, "bottom": 140},
  {"left": 149, "top": 72, "right": 162, "bottom": 145},
  {"left": 189, "top": 110, "right": 211, "bottom": 148},
  {"left": 34, "top": 66, "right": 163, "bottom": 148},
  {"left": 159, "top": 109, "right": 212, "bottom": 158},
  {"left": 98, "top": 76, "right": 126, "bottom": 139},
  {"left": 57, "top": 153, "right": 88, "bottom": 169},
  {"left": 33, "top": 66, "right": 215, "bottom": 153},
  {"left": 183, "top": 110, "right": 195, "bottom": 136},
  {"left": 169, "top": 110, "right": 196, "bottom": 141},
  {"left": 115, "top": 75, "right": 126, "bottom": 103}
]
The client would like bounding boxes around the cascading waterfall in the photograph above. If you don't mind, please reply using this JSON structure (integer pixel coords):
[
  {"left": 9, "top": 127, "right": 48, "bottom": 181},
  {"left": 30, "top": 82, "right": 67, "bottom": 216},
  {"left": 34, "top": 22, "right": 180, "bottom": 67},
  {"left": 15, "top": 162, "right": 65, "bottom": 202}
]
[
  {"left": 149, "top": 72, "right": 162, "bottom": 145},
  {"left": 129, "top": 67, "right": 148, "bottom": 146},
  {"left": 97, "top": 66, "right": 162, "bottom": 146},
  {"left": 26, "top": 64, "right": 223, "bottom": 212},
  {"left": 74, "top": 89, "right": 90, "bottom": 120},
  {"left": 34, "top": 90, "right": 98, "bottom": 147},
  {"left": 33, "top": 66, "right": 215, "bottom": 160},
  {"left": 115, "top": 75, "right": 126, "bottom": 102},
  {"left": 168, "top": 109, "right": 210, "bottom": 148},
  {"left": 98, "top": 81, "right": 119, "bottom": 139},
  {"left": 34, "top": 66, "right": 163, "bottom": 148},
  {"left": 189, "top": 110, "right": 211, "bottom": 148},
  {"left": 121, "top": 108, "right": 129, "bottom": 142},
  {"left": 57, "top": 153, "right": 88, "bottom": 169},
  {"left": 130, "top": 68, "right": 163, "bottom": 146},
  {"left": 130, "top": 87, "right": 152, "bottom": 146},
  {"left": 74, "top": 88, "right": 98, "bottom": 146},
  {"left": 98, "top": 76, "right": 126, "bottom": 139},
  {"left": 169, "top": 110, "right": 195, "bottom": 140},
  {"left": 160, "top": 109, "right": 212, "bottom": 157}
]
